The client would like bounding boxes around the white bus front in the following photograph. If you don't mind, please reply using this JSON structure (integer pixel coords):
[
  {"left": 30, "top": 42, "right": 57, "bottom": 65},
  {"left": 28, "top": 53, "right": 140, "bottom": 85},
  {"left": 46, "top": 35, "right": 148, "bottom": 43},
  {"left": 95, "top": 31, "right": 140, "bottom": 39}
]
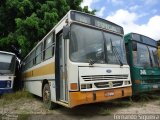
[
  {"left": 0, "top": 52, "right": 16, "bottom": 94},
  {"left": 63, "top": 23, "right": 132, "bottom": 107}
]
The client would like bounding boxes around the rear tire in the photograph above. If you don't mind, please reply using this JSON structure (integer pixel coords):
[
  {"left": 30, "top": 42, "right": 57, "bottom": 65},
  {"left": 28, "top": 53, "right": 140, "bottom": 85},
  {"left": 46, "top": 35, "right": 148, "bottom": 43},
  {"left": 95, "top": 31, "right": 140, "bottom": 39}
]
[{"left": 42, "top": 83, "right": 57, "bottom": 109}]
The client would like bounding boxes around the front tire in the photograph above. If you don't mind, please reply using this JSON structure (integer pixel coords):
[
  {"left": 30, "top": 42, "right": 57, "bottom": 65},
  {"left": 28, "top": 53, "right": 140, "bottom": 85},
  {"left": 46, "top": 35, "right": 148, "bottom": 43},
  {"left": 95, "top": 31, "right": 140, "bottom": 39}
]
[{"left": 42, "top": 83, "right": 56, "bottom": 109}]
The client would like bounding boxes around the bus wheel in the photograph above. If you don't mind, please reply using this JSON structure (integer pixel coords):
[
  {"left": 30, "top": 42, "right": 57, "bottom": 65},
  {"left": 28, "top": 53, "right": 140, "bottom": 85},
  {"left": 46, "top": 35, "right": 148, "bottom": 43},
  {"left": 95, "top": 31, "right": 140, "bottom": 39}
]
[{"left": 43, "top": 83, "right": 56, "bottom": 109}]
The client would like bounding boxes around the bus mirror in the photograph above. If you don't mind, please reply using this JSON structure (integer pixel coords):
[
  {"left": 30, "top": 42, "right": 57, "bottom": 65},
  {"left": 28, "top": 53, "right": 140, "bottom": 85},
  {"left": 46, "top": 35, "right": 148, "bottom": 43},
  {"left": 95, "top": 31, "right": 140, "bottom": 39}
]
[{"left": 63, "top": 26, "right": 70, "bottom": 39}]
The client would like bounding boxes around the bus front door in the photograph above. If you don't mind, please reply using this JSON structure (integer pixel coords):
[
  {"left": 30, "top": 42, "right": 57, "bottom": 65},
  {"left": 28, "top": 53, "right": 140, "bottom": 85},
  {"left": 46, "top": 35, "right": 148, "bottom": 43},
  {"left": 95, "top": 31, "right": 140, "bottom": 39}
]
[{"left": 58, "top": 34, "right": 68, "bottom": 103}]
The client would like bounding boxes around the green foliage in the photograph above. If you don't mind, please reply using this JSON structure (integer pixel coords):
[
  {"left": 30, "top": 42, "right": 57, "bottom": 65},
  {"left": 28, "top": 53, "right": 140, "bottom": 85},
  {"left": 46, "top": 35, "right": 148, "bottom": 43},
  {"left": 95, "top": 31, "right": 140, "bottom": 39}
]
[
  {"left": 18, "top": 114, "right": 30, "bottom": 120},
  {"left": 1, "top": 91, "right": 33, "bottom": 100},
  {"left": 0, "top": 0, "right": 95, "bottom": 57},
  {"left": 82, "top": 6, "right": 97, "bottom": 14}
]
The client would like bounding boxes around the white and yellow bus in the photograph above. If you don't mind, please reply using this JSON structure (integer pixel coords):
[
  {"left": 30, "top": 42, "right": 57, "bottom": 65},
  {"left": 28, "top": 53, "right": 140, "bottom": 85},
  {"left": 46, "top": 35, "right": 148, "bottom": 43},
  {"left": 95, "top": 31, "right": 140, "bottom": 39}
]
[{"left": 22, "top": 10, "right": 132, "bottom": 109}]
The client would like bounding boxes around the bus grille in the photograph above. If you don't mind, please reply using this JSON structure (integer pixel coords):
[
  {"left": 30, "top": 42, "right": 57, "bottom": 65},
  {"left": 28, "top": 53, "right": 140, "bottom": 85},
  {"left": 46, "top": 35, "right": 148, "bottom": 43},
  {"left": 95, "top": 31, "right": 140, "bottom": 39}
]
[
  {"left": 112, "top": 81, "right": 123, "bottom": 87},
  {"left": 81, "top": 75, "right": 128, "bottom": 81},
  {"left": 94, "top": 81, "right": 123, "bottom": 88}
]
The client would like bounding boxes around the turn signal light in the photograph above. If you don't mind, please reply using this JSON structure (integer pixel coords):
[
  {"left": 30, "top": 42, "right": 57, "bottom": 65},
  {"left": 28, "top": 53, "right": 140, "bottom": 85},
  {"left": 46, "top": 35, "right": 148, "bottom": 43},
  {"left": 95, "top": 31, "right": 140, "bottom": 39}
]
[{"left": 70, "top": 83, "right": 78, "bottom": 90}]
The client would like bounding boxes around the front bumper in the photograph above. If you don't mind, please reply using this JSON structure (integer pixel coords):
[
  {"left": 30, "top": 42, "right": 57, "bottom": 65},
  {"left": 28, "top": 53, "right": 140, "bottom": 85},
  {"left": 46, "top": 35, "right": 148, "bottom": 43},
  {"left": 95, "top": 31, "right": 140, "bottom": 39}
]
[
  {"left": 69, "top": 86, "right": 132, "bottom": 108},
  {"left": 0, "top": 89, "right": 13, "bottom": 94}
]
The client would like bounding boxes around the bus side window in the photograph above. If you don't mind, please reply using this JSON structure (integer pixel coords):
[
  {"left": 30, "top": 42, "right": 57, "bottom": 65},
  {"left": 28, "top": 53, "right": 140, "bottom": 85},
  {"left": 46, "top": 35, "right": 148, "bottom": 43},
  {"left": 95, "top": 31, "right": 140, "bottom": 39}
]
[
  {"left": 44, "top": 33, "right": 55, "bottom": 60},
  {"left": 35, "top": 43, "right": 42, "bottom": 64},
  {"left": 25, "top": 56, "right": 30, "bottom": 70},
  {"left": 29, "top": 51, "right": 35, "bottom": 68}
]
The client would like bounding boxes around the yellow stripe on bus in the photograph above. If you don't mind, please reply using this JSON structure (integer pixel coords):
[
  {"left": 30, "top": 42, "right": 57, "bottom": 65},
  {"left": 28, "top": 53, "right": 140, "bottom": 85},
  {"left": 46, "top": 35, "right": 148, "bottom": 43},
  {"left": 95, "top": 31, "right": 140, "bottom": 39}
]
[{"left": 23, "top": 62, "right": 55, "bottom": 78}]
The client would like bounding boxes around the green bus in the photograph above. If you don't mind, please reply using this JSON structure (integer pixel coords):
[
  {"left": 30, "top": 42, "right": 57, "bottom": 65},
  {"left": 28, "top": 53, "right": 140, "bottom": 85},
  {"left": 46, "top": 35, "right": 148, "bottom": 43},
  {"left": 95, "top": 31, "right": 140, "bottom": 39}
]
[{"left": 124, "top": 33, "right": 160, "bottom": 94}]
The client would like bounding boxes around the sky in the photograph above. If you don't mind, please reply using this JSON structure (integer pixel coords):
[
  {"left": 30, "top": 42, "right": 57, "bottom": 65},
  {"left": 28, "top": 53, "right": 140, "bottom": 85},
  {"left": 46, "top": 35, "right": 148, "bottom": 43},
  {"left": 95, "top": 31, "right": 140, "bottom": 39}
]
[{"left": 81, "top": 0, "right": 160, "bottom": 40}]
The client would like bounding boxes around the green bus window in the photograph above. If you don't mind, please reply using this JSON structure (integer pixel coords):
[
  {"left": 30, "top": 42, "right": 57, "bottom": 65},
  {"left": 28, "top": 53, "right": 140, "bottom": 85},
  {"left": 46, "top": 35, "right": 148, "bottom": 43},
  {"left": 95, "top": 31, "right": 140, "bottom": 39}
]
[
  {"left": 132, "top": 41, "right": 137, "bottom": 51},
  {"left": 132, "top": 41, "right": 137, "bottom": 65},
  {"left": 132, "top": 42, "right": 151, "bottom": 67},
  {"left": 148, "top": 47, "right": 159, "bottom": 67},
  {"left": 125, "top": 43, "right": 130, "bottom": 65}
]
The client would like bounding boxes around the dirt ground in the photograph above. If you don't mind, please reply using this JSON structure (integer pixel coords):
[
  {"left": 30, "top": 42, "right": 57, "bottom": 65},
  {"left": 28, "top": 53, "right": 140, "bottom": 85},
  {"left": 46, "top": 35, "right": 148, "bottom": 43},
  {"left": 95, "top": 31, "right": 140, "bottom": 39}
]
[{"left": 0, "top": 93, "right": 160, "bottom": 120}]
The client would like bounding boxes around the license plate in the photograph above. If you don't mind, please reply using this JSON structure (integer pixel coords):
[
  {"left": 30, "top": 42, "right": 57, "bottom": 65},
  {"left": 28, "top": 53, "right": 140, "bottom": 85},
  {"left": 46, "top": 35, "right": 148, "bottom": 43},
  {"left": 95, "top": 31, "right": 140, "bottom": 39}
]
[
  {"left": 153, "top": 85, "right": 158, "bottom": 89},
  {"left": 104, "top": 91, "right": 114, "bottom": 97}
]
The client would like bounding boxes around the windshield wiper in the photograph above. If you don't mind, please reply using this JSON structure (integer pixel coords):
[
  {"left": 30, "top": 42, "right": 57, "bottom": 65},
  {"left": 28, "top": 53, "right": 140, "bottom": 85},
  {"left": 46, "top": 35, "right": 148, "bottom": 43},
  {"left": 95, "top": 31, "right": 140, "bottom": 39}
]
[
  {"left": 88, "top": 50, "right": 104, "bottom": 65},
  {"left": 89, "top": 58, "right": 96, "bottom": 65},
  {"left": 88, "top": 56, "right": 100, "bottom": 65},
  {"left": 110, "top": 39, "right": 123, "bottom": 66}
]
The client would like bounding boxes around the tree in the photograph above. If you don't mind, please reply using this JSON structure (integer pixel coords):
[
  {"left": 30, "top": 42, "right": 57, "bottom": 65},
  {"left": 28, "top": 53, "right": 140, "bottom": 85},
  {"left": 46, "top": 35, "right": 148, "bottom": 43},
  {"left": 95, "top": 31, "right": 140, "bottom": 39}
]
[{"left": 0, "top": 0, "right": 95, "bottom": 57}]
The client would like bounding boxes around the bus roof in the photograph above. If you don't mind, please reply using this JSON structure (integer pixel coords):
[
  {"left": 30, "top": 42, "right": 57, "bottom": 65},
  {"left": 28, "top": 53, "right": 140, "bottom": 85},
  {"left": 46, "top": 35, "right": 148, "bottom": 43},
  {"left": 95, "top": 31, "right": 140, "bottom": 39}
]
[
  {"left": 0, "top": 51, "right": 15, "bottom": 56},
  {"left": 124, "top": 32, "right": 157, "bottom": 47}
]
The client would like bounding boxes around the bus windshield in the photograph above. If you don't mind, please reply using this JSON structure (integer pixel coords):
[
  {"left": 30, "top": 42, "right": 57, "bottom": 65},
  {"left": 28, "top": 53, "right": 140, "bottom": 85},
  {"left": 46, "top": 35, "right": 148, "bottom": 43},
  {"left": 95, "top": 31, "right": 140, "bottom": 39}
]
[
  {"left": 70, "top": 24, "right": 127, "bottom": 65},
  {"left": 132, "top": 42, "right": 159, "bottom": 67},
  {"left": 104, "top": 32, "right": 126, "bottom": 65},
  {"left": 0, "top": 53, "right": 16, "bottom": 74}
]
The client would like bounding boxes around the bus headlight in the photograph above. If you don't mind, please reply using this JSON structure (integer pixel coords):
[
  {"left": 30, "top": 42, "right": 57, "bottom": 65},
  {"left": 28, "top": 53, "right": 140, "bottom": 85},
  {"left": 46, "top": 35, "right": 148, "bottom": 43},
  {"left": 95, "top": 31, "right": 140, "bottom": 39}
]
[
  {"left": 81, "top": 84, "right": 86, "bottom": 89},
  {"left": 6, "top": 81, "right": 11, "bottom": 88},
  {"left": 81, "top": 84, "right": 92, "bottom": 89},
  {"left": 124, "top": 81, "right": 131, "bottom": 85},
  {"left": 86, "top": 84, "right": 92, "bottom": 89}
]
